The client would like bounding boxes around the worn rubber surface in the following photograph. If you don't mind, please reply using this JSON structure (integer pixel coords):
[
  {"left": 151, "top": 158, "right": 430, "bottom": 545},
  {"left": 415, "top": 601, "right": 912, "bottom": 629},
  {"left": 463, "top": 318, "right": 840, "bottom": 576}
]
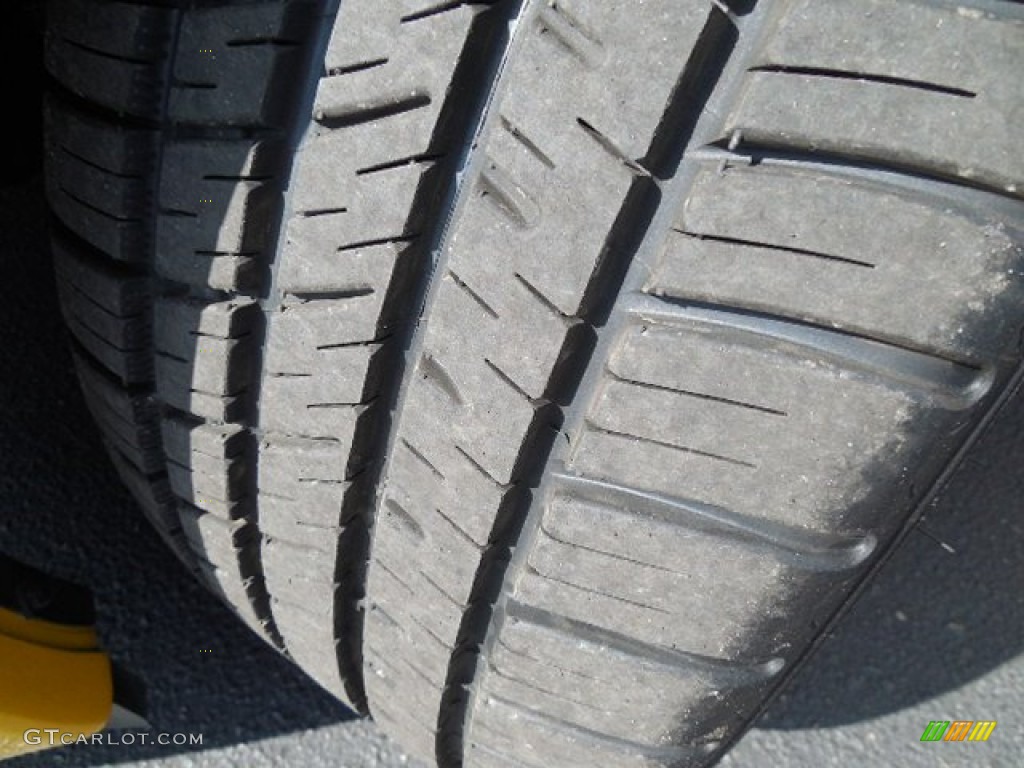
[{"left": 44, "top": 0, "right": 1024, "bottom": 766}]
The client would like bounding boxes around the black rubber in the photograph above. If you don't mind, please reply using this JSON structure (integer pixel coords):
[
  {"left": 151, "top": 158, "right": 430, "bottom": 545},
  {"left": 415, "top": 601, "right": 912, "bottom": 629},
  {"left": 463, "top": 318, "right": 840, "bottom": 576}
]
[{"left": 44, "top": 0, "right": 1024, "bottom": 766}]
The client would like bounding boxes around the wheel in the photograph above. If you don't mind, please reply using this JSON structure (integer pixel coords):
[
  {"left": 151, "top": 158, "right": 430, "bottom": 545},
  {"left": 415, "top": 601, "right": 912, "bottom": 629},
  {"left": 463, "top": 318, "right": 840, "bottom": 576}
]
[{"left": 43, "top": 0, "right": 1024, "bottom": 765}]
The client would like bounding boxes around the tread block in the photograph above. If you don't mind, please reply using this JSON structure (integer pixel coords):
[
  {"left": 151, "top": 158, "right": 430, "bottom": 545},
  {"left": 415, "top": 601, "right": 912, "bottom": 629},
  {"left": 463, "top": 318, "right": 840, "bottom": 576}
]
[
  {"left": 103, "top": 440, "right": 194, "bottom": 567},
  {"left": 73, "top": 350, "right": 157, "bottom": 425},
  {"left": 44, "top": 94, "right": 158, "bottom": 177},
  {"left": 178, "top": 503, "right": 255, "bottom": 568},
  {"left": 155, "top": 186, "right": 275, "bottom": 290},
  {"left": 278, "top": 228, "right": 405, "bottom": 295},
  {"left": 588, "top": 376, "right": 774, "bottom": 467},
  {"left": 260, "top": 395, "right": 364, "bottom": 441},
  {"left": 470, "top": 695, "right": 687, "bottom": 768},
  {"left": 162, "top": 416, "right": 250, "bottom": 509},
  {"left": 260, "top": 298, "right": 388, "bottom": 437},
  {"left": 270, "top": 599, "right": 348, "bottom": 700},
  {"left": 290, "top": 156, "right": 427, "bottom": 244},
  {"left": 170, "top": 2, "right": 320, "bottom": 127},
  {"left": 398, "top": 348, "right": 535, "bottom": 486},
  {"left": 728, "top": 0, "right": 1024, "bottom": 194},
  {"left": 592, "top": 320, "right": 969, "bottom": 530},
  {"left": 49, "top": 143, "right": 151, "bottom": 223},
  {"left": 261, "top": 538, "right": 337, "bottom": 612},
  {"left": 440, "top": 0, "right": 710, "bottom": 320},
  {"left": 52, "top": 233, "right": 152, "bottom": 385},
  {"left": 373, "top": 491, "right": 481, "bottom": 608},
  {"left": 654, "top": 162, "right": 1024, "bottom": 360},
  {"left": 153, "top": 299, "right": 259, "bottom": 419},
  {"left": 155, "top": 297, "right": 259, "bottom": 355},
  {"left": 258, "top": 434, "right": 352, "bottom": 487},
  {"left": 365, "top": 604, "right": 451, "bottom": 690},
  {"left": 72, "top": 352, "right": 163, "bottom": 474},
  {"left": 258, "top": 484, "right": 348, "bottom": 539},
  {"left": 55, "top": 272, "right": 149, "bottom": 352},
  {"left": 371, "top": 554, "right": 464, "bottom": 646},
  {"left": 257, "top": 435, "right": 350, "bottom": 541},
  {"left": 523, "top": 518, "right": 793, "bottom": 654},
  {"left": 195, "top": 558, "right": 267, "bottom": 634},
  {"left": 267, "top": 295, "right": 386, "bottom": 352},
  {"left": 63, "top": 309, "right": 152, "bottom": 384},
  {"left": 46, "top": 185, "right": 147, "bottom": 264},
  {"left": 153, "top": 137, "right": 281, "bottom": 291},
  {"left": 45, "top": 0, "right": 174, "bottom": 117},
  {"left": 481, "top": 605, "right": 754, "bottom": 745},
  {"left": 387, "top": 436, "right": 498, "bottom": 548},
  {"left": 262, "top": 344, "right": 382, "bottom": 408},
  {"left": 51, "top": 232, "right": 150, "bottom": 315}
]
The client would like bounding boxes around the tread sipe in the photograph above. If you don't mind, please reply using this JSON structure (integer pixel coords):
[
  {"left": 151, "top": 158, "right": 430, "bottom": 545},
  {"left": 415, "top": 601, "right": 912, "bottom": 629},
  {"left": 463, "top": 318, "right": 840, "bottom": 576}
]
[{"left": 44, "top": 0, "right": 1024, "bottom": 766}]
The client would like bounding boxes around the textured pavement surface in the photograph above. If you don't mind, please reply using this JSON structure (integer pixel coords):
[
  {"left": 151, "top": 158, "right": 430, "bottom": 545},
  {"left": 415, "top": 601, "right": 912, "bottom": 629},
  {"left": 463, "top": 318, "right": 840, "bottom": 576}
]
[{"left": 1, "top": 178, "right": 1021, "bottom": 768}]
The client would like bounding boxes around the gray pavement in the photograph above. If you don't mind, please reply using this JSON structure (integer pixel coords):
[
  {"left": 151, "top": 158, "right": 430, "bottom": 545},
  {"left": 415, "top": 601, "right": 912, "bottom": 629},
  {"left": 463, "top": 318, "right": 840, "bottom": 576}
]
[{"left": 1, "top": 178, "right": 1021, "bottom": 768}]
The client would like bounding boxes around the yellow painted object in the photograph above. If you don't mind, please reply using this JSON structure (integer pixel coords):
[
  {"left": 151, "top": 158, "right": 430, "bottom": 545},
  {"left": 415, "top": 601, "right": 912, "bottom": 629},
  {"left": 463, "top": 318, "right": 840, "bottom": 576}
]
[{"left": 0, "top": 607, "right": 112, "bottom": 758}]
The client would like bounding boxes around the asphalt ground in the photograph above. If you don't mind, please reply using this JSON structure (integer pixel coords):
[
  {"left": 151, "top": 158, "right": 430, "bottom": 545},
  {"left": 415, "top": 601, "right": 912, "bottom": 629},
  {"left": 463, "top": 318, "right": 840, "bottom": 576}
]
[{"left": 1, "top": 177, "right": 1022, "bottom": 768}]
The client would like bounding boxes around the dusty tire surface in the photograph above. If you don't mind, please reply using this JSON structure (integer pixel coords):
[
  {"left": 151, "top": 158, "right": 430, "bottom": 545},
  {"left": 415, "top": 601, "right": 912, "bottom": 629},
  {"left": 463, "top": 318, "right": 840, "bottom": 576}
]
[{"left": 44, "top": 0, "right": 1024, "bottom": 766}]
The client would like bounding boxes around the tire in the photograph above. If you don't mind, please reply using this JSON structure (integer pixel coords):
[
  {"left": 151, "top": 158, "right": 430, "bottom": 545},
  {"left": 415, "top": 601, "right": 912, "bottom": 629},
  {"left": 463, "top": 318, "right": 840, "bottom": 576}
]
[{"left": 43, "top": 0, "right": 1024, "bottom": 766}]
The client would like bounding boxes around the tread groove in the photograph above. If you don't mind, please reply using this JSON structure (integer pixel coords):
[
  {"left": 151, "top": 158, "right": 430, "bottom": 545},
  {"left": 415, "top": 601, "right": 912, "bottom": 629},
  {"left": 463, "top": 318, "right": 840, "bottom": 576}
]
[
  {"left": 448, "top": 270, "right": 500, "bottom": 319},
  {"left": 504, "top": 600, "right": 784, "bottom": 685},
  {"left": 60, "top": 145, "right": 143, "bottom": 180},
  {"left": 419, "top": 352, "right": 466, "bottom": 405},
  {"left": 58, "top": 35, "right": 155, "bottom": 66},
  {"left": 747, "top": 64, "right": 976, "bottom": 99},
  {"left": 586, "top": 422, "right": 757, "bottom": 469},
  {"left": 691, "top": 143, "right": 1024, "bottom": 205},
  {"left": 549, "top": 470, "right": 879, "bottom": 572},
  {"left": 400, "top": 437, "right": 447, "bottom": 481},
  {"left": 499, "top": 114, "right": 555, "bottom": 169},
  {"left": 454, "top": 445, "right": 511, "bottom": 489},
  {"left": 625, "top": 292, "right": 994, "bottom": 410},
  {"left": 672, "top": 229, "right": 875, "bottom": 269},
  {"left": 575, "top": 117, "right": 650, "bottom": 177},
  {"left": 484, "top": 358, "right": 538, "bottom": 405},
  {"left": 314, "top": 92, "right": 433, "bottom": 130},
  {"left": 486, "top": 693, "right": 710, "bottom": 760},
  {"left": 58, "top": 185, "right": 142, "bottom": 224},
  {"left": 326, "top": 57, "right": 388, "bottom": 77},
  {"left": 524, "top": 566, "right": 673, "bottom": 615},
  {"left": 605, "top": 370, "right": 787, "bottom": 416}
]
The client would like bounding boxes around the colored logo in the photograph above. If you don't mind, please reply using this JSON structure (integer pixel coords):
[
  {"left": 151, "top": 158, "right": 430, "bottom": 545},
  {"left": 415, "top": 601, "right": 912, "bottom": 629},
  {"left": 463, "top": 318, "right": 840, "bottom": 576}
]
[{"left": 920, "top": 721, "right": 997, "bottom": 742}]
